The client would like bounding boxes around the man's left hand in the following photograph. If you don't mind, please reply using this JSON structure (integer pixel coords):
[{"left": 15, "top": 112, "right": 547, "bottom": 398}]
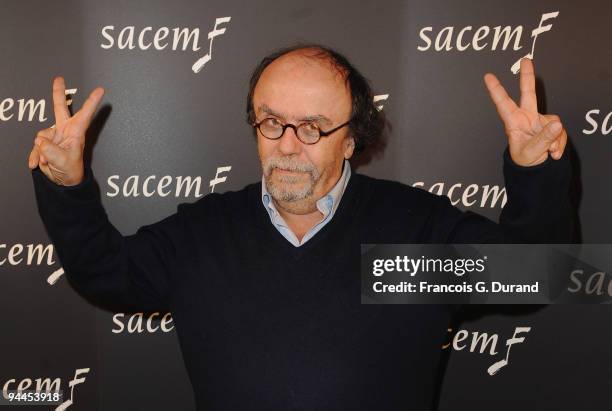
[{"left": 484, "top": 58, "right": 567, "bottom": 167}]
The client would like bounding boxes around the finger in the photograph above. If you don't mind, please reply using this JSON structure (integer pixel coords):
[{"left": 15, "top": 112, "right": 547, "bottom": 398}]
[
  {"left": 30, "top": 144, "right": 49, "bottom": 168},
  {"left": 546, "top": 118, "right": 562, "bottom": 152},
  {"left": 35, "top": 127, "right": 55, "bottom": 143},
  {"left": 52, "top": 76, "right": 70, "bottom": 127},
  {"left": 73, "top": 86, "right": 105, "bottom": 131},
  {"left": 519, "top": 58, "right": 538, "bottom": 113},
  {"left": 548, "top": 131, "right": 562, "bottom": 152},
  {"left": 34, "top": 137, "right": 48, "bottom": 165},
  {"left": 37, "top": 138, "right": 66, "bottom": 168},
  {"left": 536, "top": 113, "right": 560, "bottom": 139},
  {"left": 28, "top": 145, "right": 40, "bottom": 169},
  {"left": 32, "top": 144, "right": 49, "bottom": 167},
  {"left": 37, "top": 157, "right": 56, "bottom": 183},
  {"left": 525, "top": 120, "right": 563, "bottom": 160},
  {"left": 36, "top": 126, "right": 64, "bottom": 146},
  {"left": 35, "top": 129, "right": 56, "bottom": 164},
  {"left": 539, "top": 113, "right": 560, "bottom": 128},
  {"left": 484, "top": 73, "right": 518, "bottom": 124},
  {"left": 551, "top": 128, "right": 568, "bottom": 160}
]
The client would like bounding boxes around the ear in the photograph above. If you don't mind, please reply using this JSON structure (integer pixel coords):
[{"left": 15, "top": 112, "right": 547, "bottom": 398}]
[{"left": 343, "top": 136, "right": 355, "bottom": 160}]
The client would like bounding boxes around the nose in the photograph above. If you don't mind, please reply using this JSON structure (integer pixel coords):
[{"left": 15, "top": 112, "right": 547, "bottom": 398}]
[{"left": 277, "top": 125, "right": 302, "bottom": 155}]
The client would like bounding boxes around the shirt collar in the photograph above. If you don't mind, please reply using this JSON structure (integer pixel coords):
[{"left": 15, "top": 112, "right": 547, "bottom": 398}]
[{"left": 261, "top": 159, "right": 352, "bottom": 221}]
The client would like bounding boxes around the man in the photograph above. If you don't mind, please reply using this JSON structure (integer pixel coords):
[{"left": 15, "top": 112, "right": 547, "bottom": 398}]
[{"left": 29, "top": 44, "right": 571, "bottom": 410}]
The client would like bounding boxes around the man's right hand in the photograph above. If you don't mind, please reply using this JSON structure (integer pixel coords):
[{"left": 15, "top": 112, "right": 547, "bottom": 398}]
[{"left": 28, "top": 76, "right": 105, "bottom": 186}]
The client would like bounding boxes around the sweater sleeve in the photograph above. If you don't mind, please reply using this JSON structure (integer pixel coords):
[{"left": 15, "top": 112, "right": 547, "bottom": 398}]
[
  {"left": 428, "top": 146, "right": 573, "bottom": 244},
  {"left": 31, "top": 164, "right": 191, "bottom": 312}
]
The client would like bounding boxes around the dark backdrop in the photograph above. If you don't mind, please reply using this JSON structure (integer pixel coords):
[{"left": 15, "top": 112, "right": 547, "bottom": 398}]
[{"left": 2, "top": 1, "right": 611, "bottom": 409}]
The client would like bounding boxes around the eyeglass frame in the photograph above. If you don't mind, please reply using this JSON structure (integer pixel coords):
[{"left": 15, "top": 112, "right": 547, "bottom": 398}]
[{"left": 251, "top": 117, "right": 351, "bottom": 145}]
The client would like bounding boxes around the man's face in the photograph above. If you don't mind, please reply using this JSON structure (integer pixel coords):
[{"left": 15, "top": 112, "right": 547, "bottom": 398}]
[{"left": 252, "top": 51, "right": 354, "bottom": 210}]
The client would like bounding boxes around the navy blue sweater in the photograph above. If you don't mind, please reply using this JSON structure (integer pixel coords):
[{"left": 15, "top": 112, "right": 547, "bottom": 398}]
[{"left": 31, "top": 148, "right": 571, "bottom": 410}]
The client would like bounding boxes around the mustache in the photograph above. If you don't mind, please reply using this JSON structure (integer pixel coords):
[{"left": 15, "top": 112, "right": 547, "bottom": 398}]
[{"left": 263, "top": 156, "right": 316, "bottom": 176}]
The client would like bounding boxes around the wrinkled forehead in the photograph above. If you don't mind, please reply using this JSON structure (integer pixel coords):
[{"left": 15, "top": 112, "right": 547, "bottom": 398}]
[{"left": 253, "top": 52, "right": 351, "bottom": 122}]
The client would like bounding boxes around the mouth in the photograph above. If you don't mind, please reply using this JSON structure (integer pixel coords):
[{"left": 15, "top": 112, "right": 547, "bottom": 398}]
[{"left": 274, "top": 167, "right": 303, "bottom": 174}]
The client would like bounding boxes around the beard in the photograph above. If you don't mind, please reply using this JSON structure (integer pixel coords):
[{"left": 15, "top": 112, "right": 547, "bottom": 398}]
[{"left": 262, "top": 155, "right": 321, "bottom": 202}]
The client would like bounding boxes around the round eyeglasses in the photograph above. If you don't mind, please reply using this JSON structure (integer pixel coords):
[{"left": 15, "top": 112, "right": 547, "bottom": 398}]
[{"left": 252, "top": 117, "right": 350, "bottom": 145}]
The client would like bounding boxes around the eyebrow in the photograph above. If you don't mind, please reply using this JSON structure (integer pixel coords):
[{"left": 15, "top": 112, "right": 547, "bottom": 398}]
[{"left": 258, "top": 104, "right": 333, "bottom": 126}]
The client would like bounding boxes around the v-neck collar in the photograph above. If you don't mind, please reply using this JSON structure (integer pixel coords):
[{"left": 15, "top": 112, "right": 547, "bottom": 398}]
[{"left": 249, "top": 171, "right": 366, "bottom": 261}]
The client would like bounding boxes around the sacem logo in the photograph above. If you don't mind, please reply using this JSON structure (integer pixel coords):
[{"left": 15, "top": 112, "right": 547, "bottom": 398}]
[
  {"left": 112, "top": 312, "right": 174, "bottom": 334},
  {"left": 417, "top": 11, "right": 559, "bottom": 73},
  {"left": 442, "top": 326, "right": 531, "bottom": 375},
  {"left": 100, "top": 16, "right": 231, "bottom": 73},
  {"left": 105, "top": 165, "right": 231, "bottom": 198},
  {"left": 373, "top": 94, "right": 389, "bottom": 111},
  {"left": 2, "top": 368, "right": 90, "bottom": 411},
  {"left": 0, "top": 88, "right": 76, "bottom": 123},
  {"left": 569, "top": 269, "right": 612, "bottom": 297},
  {"left": 412, "top": 181, "right": 507, "bottom": 209},
  {"left": 0, "top": 242, "right": 65, "bottom": 285},
  {"left": 583, "top": 109, "right": 612, "bottom": 135}
]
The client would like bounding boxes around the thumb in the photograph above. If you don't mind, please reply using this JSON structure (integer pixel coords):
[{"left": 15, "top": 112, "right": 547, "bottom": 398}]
[{"left": 524, "top": 120, "right": 563, "bottom": 161}]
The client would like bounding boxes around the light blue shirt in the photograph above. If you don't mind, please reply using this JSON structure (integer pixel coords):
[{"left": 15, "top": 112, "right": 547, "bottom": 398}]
[{"left": 261, "top": 159, "right": 352, "bottom": 247}]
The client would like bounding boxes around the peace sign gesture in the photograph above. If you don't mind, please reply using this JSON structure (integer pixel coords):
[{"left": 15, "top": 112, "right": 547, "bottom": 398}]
[
  {"left": 28, "top": 76, "right": 105, "bottom": 186},
  {"left": 484, "top": 58, "right": 567, "bottom": 167}
]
